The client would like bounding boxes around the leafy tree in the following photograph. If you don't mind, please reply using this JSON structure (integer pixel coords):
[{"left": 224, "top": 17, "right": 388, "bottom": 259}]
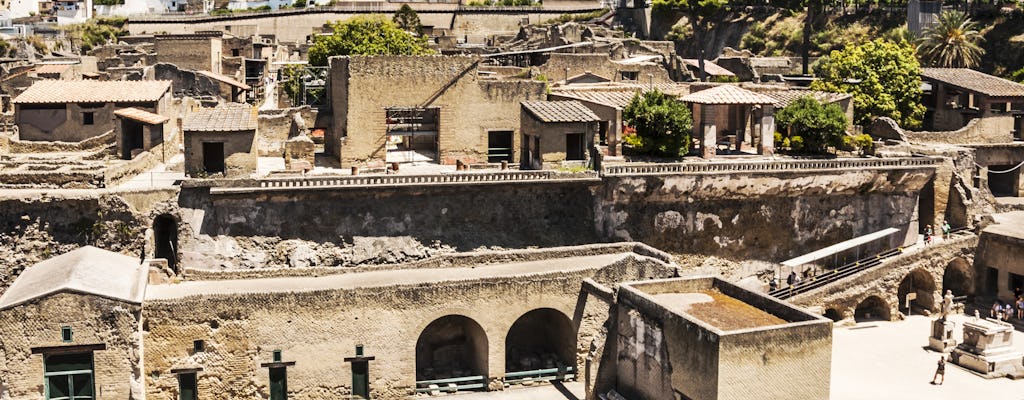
[
  {"left": 65, "top": 18, "right": 127, "bottom": 53},
  {"left": 775, "top": 96, "right": 848, "bottom": 154},
  {"left": 308, "top": 16, "right": 433, "bottom": 66},
  {"left": 653, "top": 0, "right": 729, "bottom": 81},
  {"left": 392, "top": 4, "right": 422, "bottom": 33},
  {"left": 916, "top": 10, "right": 984, "bottom": 68},
  {"left": 770, "top": 0, "right": 829, "bottom": 75},
  {"left": 623, "top": 90, "right": 693, "bottom": 157},
  {"left": 293, "top": 0, "right": 306, "bottom": 7},
  {"left": 811, "top": 39, "right": 926, "bottom": 129}
]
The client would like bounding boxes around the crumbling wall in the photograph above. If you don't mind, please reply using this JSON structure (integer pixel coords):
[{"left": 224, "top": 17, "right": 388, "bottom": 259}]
[
  {"left": 905, "top": 116, "right": 1015, "bottom": 145},
  {"left": 0, "top": 294, "right": 143, "bottom": 400},
  {"left": 257, "top": 106, "right": 316, "bottom": 156}
]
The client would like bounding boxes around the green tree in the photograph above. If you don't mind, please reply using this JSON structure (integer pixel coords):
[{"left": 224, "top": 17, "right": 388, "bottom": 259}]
[
  {"left": 811, "top": 39, "right": 926, "bottom": 129},
  {"left": 653, "top": 0, "right": 729, "bottom": 81},
  {"left": 65, "top": 18, "right": 127, "bottom": 53},
  {"left": 623, "top": 90, "right": 693, "bottom": 157},
  {"left": 308, "top": 16, "right": 433, "bottom": 66},
  {"left": 916, "top": 10, "right": 984, "bottom": 68},
  {"left": 775, "top": 96, "right": 848, "bottom": 154},
  {"left": 392, "top": 4, "right": 422, "bottom": 33},
  {"left": 293, "top": 0, "right": 306, "bottom": 7}
]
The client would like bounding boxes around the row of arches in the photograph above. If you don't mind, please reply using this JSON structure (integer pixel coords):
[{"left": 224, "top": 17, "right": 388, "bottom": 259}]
[
  {"left": 825, "top": 258, "right": 974, "bottom": 323},
  {"left": 414, "top": 308, "right": 576, "bottom": 383}
]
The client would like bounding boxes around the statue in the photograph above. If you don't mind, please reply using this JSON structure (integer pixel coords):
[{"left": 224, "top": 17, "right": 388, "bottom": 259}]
[{"left": 941, "top": 290, "right": 954, "bottom": 319}]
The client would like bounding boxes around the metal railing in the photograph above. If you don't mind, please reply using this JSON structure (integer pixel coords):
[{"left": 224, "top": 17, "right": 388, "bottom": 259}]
[
  {"left": 249, "top": 170, "right": 596, "bottom": 189},
  {"left": 414, "top": 375, "right": 486, "bottom": 393},
  {"left": 504, "top": 366, "right": 576, "bottom": 385},
  {"left": 769, "top": 227, "right": 973, "bottom": 300},
  {"left": 602, "top": 157, "right": 942, "bottom": 176}
]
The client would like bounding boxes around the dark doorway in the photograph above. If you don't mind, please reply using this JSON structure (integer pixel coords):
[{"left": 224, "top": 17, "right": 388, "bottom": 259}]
[
  {"left": 988, "top": 165, "right": 1020, "bottom": 197},
  {"left": 415, "top": 315, "right": 488, "bottom": 383},
  {"left": 854, "top": 296, "right": 891, "bottom": 322},
  {"left": 984, "top": 267, "right": 999, "bottom": 297},
  {"left": 918, "top": 179, "right": 935, "bottom": 233},
  {"left": 897, "top": 268, "right": 936, "bottom": 314},
  {"left": 153, "top": 214, "right": 178, "bottom": 273},
  {"left": 177, "top": 372, "right": 197, "bottom": 400},
  {"left": 942, "top": 258, "right": 974, "bottom": 297},
  {"left": 823, "top": 308, "right": 843, "bottom": 322},
  {"left": 505, "top": 308, "right": 575, "bottom": 373},
  {"left": 565, "top": 133, "right": 584, "bottom": 161},
  {"left": 202, "top": 142, "right": 225, "bottom": 174},
  {"left": 1011, "top": 273, "right": 1024, "bottom": 297},
  {"left": 487, "top": 131, "right": 513, "bottom": 163},
  {"left": 269, "top": 367, "right": 287, "bottom": 400},
  {"left": 122, "top": 120, "right": 145, "bottom": 160}
]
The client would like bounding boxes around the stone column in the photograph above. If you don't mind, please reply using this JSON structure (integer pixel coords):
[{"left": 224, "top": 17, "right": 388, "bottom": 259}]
[
  {"left": 702, "top": 122, "right": 717, "bottom": 159},
  {"left": 759, "top": 104, "right": 775, "bottom": 156}
]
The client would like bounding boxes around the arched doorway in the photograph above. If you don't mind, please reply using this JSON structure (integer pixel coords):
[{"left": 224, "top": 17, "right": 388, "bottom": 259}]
[
  {"left": 823, "top": 308, "right": 844, "bottom": 322},
  {"left": 943, "top": 258, "right": 974, "bottom": 297},
  {"left": 153, "top": 214, "right": 178, "bottom": 273},
  {"left": 415, "top": 315, "right": 488, "bottom": 384},
  {"left": 505, "top": 308, "right": 576, "bottom": 374},
  {"left": 897, "top": 268, "right": 936, "bottom": 314},
  {"left": 854, "top": 296, "right": 891, "bottom": 322}
]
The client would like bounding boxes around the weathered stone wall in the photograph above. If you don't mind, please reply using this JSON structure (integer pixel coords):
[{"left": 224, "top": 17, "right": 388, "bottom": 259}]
[
  {"left": 906, "top": 116, "right": 1015, "bottom": 145},
  {"left": 0, "top": 293, "right": 143, "bottom": 400},
  {"left": 257, "top": 106, "right": 317, "bottom": 157},
  {"left": 154, "top": 35, "right": 218, "bottom": 74},
  {"left": 595, "top": 168, "right": 934, "bottom": 260},
  {"left": 184, "top": 130, "right": 257, "bottom": 178},
  {"left": 537, "top": 53, "right": 672, "bottom": 84},
  {"left": 141, "top": 254, "right": 675, "bottom": 399},
  {"left": 975, "top": 227, "right": 1024, "bottom": 301},
  {"left": 329, "top": 55, "right": 546, "bottom": 166}
]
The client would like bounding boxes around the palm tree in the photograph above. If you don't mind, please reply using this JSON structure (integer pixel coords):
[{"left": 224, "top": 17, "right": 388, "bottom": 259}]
[{"left": 916, "top": 10, "right": 985, "bottom": 68}]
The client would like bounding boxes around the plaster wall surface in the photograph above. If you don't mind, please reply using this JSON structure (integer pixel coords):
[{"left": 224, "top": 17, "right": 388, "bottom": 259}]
[{"left": 184, "top": 129, "right": 258, "bottom": 178}]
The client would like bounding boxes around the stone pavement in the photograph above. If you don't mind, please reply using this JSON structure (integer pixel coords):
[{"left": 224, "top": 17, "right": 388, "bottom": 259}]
[
  {"left": 832, "top": 315, "right": 1024, "bottom": 400},
  {"left": 437, "top": 381, "right": 583, "bottom": 400}
]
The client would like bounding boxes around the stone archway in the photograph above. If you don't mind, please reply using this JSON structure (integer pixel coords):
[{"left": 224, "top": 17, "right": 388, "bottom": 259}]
[
  {"left": 897, "top": 268, "right": 937, "bottom": 314},
  {"left": 504, "top": 308, "right": 576, "bottom": 373},
  {"left": 943, "top": 257, "right": 974, "bottom": 297},
  {"left": 152, "top": 214, "right": 178, "bottom": 273},
  {"left": 415, "top": 315, "right": 489, "bottom": 383},
  {"left": 854, "top": 296, "right": 891, "bottom": 322},
  {"left": 824, "top": 308, "right": 844, "bottom": 322}
]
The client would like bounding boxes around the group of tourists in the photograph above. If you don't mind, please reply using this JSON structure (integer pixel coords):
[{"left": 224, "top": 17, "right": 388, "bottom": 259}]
[
  {"left": 990, "top": 287, "right": 1024, "bottom": 321},
  {"left": 923, "top": 220, "right": 952, "bottom": 245}
]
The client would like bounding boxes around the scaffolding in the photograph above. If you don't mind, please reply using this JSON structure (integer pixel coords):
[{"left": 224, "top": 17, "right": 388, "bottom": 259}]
[{"left": 385, "top": 107, "right": 440, "bottom": 163}]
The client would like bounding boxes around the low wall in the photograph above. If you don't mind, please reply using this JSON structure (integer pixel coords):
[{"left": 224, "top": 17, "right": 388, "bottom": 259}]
[
  {"left": 8, "top": 130, "right": 116, "bottom": 153},
  {"left": 906, "top": 116, "right": 1015, "bottom": 145}
]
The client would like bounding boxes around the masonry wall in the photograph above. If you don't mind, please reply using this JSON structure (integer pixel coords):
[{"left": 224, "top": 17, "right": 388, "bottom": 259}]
[
  {"left": 975, "top": 229, "right": 1024, "bottom": 301},
  {"left": 154, "top": 36, "right": 217, "bottom": 73},
  {"left": 907, "top": 115, "right": 1015, "bottom": 144},
  {"left": 0, "top": 293, "right": 142, "bottom": 400},
  {"left": 717, "top": 323, "right": 831, "bottom": 400},
  {"left": 184, "top": 129, "right": 257, "bottom": 178},
  {"left": 330, "top": 55, "right": 546, "bottom": 167},
  {"left": 537, "top": 54, "right": 672, "bottom": 84},
  {"left": 17, "top": 101, "right": 160, "bottom": 142},
  {"left": 141, "top": 255, "right": 675, "bottom": 400},
  {"left": 520, "top": 111, "right": 594, "bottom": 167}
]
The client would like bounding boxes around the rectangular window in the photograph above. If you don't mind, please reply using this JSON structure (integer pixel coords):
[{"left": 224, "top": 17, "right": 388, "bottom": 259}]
[
  {"left": 178, "top": 372, "right": 197, "bottom": 400},
  {"left": 487, "top": 131, "right": 513, "bottom": 163},
  {"left": 82, "top": 112, "right": 94, "bottom": 125},
  {"left": 61, "top": 326, "right": 72, "bottom": 342},
  {"left": 620, "top": 71, "right": 638, "bottom": 81},
  {"left": 193, "top": 340, "right": 205, "bottom": 353},
  {"left": 269, "top": 367, "right": 287, "bottom": 400},
  {"left": 44, "top": 352, "right": 94, "bottom": 400}
]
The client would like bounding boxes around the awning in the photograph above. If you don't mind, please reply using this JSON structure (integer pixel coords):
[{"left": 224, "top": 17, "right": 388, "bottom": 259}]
[
  {"left": 113, "top": 107, "right": 170, "bottom": 125},
  {"left": 782, "top": 227, "right": 901, "bottom": 267}
]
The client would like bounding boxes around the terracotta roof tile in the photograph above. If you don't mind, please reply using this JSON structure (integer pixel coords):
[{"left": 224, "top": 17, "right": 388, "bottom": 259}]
[
  {"left": 522, "top": 100, "right": 601, "bottom": 123},
  {"left": 183, "top": 105, "right": 257, "bottom": 132},
  {"left": 114, "top": 107, "right": 169, "bottom": 125},
  {"left": 921, "top": 68, "right": 1024, "bottom": 97},
  {"left": 680, "top": 85, "right": 777, "bottom": 105},
  {"left": 12, "top": 80, "right": 171, "bottom": 104},
  {"left": 756, "top": 89, "right": 852, "bottom": 108}
]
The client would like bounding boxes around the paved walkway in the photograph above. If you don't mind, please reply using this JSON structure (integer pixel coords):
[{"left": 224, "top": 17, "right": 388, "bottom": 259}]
[
  {"left": 115, "top": 154, "right": 185, "bottom": 190},
  {"left": 832, "top": 315, "right": 1024, "bottom": 400},
  {"left": 146, "top": 253, "right": 628, "bottom": 300},
  {"left": 439, "top": 382, "right": 583, "bottom": 400}
]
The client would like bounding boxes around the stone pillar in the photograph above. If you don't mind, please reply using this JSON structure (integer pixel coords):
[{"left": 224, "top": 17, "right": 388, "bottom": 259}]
[
  {"left": 702, "top": 111, "right": 717, "bottom": 160},
  {"left": 759, "top": 104, "right": 775, "bottom": 156}
]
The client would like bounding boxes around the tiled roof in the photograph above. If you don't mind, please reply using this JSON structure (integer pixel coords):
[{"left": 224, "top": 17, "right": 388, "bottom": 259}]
[
  {"left": 680, "top": 85, "right": 778, "bottom": 105},
  {"left": 183, "top": 105, "right": 257, "bottom": 132},
  {"left": 12, "top": 80, "right": 171, "bottom": 104},
  {"left": 0, "top": 246, "right": 147, "bottom": 310},
  {"left": 551, "top": 82, "right": 691, "bottom": 109},
  {"left": 552, "top": 90, "right": 639, "bottom": 109},
  {"left": 682, "top": 59, "right": 736, "bottom": 77},
  {"left": 34, "top": 63, "right": 72, "bottom": 75},
  {"left": 921, "top": 68, "right": 1024, "bottom": 97},
  {"left": 197, "top": 70, "right": 251, "bottom": 90},
  {"left": 522, "top": 100, "right": 601, "bottom": 123},
  {"left": 114, "top": 107, "right": 170, "bottom": 125},
  {"left": 757, "top": 89, "right": 852, "bottom": 108}
]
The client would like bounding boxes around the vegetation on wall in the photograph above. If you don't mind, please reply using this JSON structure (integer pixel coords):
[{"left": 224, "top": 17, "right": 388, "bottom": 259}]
[
  {"left": 623, "top": 90, "right": 693, "bottom": 157},
  {"left": 811, "top": 38, "right": 925, "bottom": 129},
  {"left": 775, "top": 96, "right": 847, "bottom": 154},
  {"left": 308, "top": 16, "right": 434, "bottom": 66},
  {"left": 65, "top": 18, "right": 127, "bottom": 53},
  {"left": 653, "top": 0, "right": 730, "bottom": 81}
]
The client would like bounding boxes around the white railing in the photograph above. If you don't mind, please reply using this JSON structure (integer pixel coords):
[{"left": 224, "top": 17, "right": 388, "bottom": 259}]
[
  {"left": 602, "top": 157, "right": 942, "bottom": 176},
  {"left": 247, "top": 170, "right": 597, "bottom": 189}
]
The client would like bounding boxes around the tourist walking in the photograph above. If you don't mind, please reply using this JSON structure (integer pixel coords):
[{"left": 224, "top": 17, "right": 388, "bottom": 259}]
[
  {"left": 942, "top": 220, "right": 951, "bottom": 239},
  {"left": 925, "top": 225, "right": 934, "bottom": 245},
  {"left": 1017, "top": 297, "right": 1024, "bottom": 320},
  {"left": 931, "top": 356, "right": 945, "bottom": 385},
  {"left": 787, "top": 271, "right": 797, "bottom": 286}
]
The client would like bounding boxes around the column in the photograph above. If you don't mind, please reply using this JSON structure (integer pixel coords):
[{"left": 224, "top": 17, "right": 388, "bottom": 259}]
[{"left": 759, "top": 104, "right": 775, "bottom": 156}]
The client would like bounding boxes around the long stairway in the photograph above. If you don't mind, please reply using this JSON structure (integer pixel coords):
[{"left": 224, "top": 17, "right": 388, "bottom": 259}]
[{"left": 768, "top": 228, "right": 974, "bottom": 300}]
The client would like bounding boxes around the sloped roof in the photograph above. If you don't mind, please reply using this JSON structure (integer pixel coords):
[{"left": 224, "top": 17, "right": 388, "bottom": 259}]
[
  {"left": 0, "top": 246, "right": 147, "bottom": 310},
  {"left": 522, "top": 100, "right": 601, "bottom": 123},
  {"left": 921, "top": 68, "right": 1024, "bottom": 97},
  {"left": 183, "top": 105, "right": 257, "bottom": 132},
  {"left": 682, "top": 59, "right": 736, "bottom": 77},
  {"left": 680, "top": 85, "right": 777, "bottom": 105},
  {"left": 566, "top": 71, "right": 611, "bottom": 84},
  {"left": 552, "top": 90, "right": 639, "bottom": 109},
  {"left": 114, "top": 107, "right": 170, "bottom": 125},
  {"left": 758, "top": 89, "right": 852, "bottom": 108},
  {"left": 196, "top": 70, "right": 251, "bottom": 90},
  {"left": 34, "top": 63, "right": 72, "bottom": 75},
  {"left": 12, "top": 80, "right": 171, "bottom": 104}
]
